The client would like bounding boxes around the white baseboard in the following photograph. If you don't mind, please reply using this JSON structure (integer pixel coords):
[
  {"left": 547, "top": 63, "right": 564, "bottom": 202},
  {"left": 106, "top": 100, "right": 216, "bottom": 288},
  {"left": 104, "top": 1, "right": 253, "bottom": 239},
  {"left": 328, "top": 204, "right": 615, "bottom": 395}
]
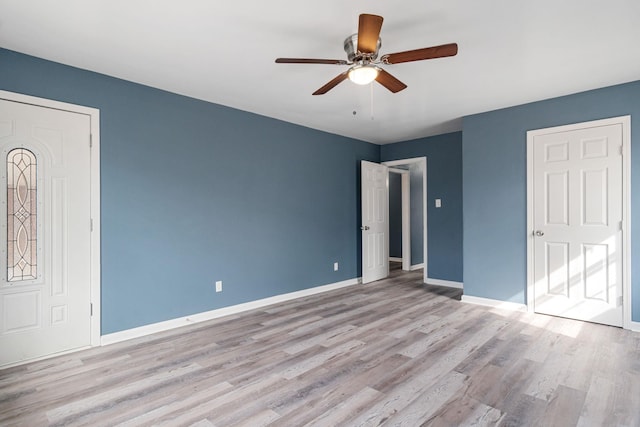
[
  {"left": 389, "top": 257, "right": 402, "bottom": 262},
  {"left": 410, "top": 263, "right": 424, "bottom": 271},
  {"left": 101, "top": 277, "right": 362, "bottom": 346},
  {"left": 629, "top": 320, "right": 640, "bottom": 333},
  {"left": 461, "top": 295, "right": 527, "bottom": 312},
  {"left": 426, "top": 278, "right": 463, "bottom": 289}
]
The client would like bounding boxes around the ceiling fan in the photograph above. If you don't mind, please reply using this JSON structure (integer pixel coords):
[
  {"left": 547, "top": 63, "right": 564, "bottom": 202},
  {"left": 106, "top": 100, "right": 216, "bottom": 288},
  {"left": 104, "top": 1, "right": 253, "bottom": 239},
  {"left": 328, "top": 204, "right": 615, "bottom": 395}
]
[{"left": 275, "top": 13, "right": 458, "bottom": 95}]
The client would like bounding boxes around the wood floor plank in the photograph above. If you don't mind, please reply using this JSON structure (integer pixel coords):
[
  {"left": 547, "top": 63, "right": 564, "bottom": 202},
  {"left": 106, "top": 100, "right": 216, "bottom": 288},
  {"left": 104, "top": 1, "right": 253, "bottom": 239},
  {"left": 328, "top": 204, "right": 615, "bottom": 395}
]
[
  {"left": 1, "top": 265, "right": 639, "bottom": 426},
  {"left": 282, "top": 324, "right": 357, "bottom": 355},
  {"left": 227, "top": 408, "right": 280, "bottom": 427},
  {"left": 112, "top": 381, "right": 233, "bottom": 427},
  {"left": 153, "top": 374, "right": 286, "bottom": 427},
  {"left": 422, "top": 394, "right": 505, "bottom": 427},
  {"left": 268, "top": 353, "right": 410, "bottom": 422},
  {"left": 540, "top": 384, "right": 586, "bottom": 426},
  {"left": 378, "top": 371, "right": 468, "bottom": 426},
  {"left": 45, "top": 363, "right": 202, "bottom": 424},
  {"left": 497, "top": 393, "right": 548, "bottom": 426},
  {"left": 347, "top": 321, "right": 505, "bottom": 426},
  {"left": 467, "top": 356, "right": 542, "bottom": 412},
  {"left": 305, "top": 386, "right": 382, "bottom": 426}
]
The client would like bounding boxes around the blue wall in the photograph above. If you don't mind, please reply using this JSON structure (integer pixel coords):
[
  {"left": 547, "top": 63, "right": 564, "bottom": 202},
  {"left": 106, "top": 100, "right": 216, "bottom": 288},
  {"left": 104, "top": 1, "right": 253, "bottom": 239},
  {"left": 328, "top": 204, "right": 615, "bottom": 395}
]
[
  {"left": 381, "top": 132, "right": 463, "bottom": 282},
  {"left": 0, "top": 49, "right": 379, "bottom": 333},
  {"left": 463, "top": 80, "right": 640, "bottom": 321}
]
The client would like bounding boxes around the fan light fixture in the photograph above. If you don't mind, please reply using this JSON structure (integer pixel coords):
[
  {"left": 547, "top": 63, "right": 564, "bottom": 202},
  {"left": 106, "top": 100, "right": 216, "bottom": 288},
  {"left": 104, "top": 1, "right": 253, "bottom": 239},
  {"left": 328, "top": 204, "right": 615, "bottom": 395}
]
[
  {"left": 348, "top": 65, "right": 379, "bottom": 85},
  {"left": 275, "top": 13, "right": 459, "bottom": 95}
]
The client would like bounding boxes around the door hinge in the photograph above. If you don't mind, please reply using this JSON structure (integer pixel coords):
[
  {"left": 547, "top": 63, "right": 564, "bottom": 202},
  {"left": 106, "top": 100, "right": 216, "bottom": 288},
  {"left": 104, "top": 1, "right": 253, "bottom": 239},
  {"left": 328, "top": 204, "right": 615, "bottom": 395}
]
[
  {"left": 617, "top": 296, "right": 623, "bottom": 307},
  {"left": 90, "top": 218, "right": 94, "bottom": 231},
  {"left": 89, "top": 134, "right": 93, "bottom": 148},
  {"left": 619, "top": 145, "right": 623, "bottom": 156},
  {"left": 90, "top": 303, "right": 93, "bottom": 316},
  {"left": 619, "top": 220, "right": 623, "bottom": 231}
]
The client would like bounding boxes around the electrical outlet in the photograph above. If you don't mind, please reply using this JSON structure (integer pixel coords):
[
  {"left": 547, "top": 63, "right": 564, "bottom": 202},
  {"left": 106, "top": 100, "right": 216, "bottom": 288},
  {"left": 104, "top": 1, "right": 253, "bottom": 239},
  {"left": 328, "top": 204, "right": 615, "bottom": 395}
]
[
  {"left": 334, "top": 262, "right": 339, "bottom": 271},
  {"left": 215, "top": 281, "right": 222, "bottom": 292}
]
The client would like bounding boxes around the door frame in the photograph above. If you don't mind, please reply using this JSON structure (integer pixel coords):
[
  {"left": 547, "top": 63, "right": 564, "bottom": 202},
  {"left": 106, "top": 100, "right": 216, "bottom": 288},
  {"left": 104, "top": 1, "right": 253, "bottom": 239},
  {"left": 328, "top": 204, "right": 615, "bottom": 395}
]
[
  {"left": 0, "top": 90, "right": 101, "bottom": 346},
  {"left": 383, "top": 157, "right": 428, "bottom": 284},
  {"left": 526, "top": 115, "right": 631, "bottom": 329},
  {"left": 388, "top": 168, "right": 411, "bottom": 271}
]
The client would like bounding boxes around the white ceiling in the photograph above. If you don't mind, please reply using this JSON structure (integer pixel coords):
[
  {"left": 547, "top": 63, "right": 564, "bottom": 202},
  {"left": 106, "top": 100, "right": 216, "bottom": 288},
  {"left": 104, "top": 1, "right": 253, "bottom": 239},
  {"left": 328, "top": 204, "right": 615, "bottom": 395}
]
[{"left": 1, "top": 1, "right": 639, "bottom": 144}]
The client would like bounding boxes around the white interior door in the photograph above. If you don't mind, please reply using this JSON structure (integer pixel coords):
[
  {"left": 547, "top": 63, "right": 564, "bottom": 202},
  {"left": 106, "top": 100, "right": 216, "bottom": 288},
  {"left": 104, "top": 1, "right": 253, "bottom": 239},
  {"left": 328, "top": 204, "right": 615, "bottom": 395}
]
[
  {"left": 531, "top": 122, "right": 623, "bottom": 326},
  {"left": 0, "top": 99, "right": 92, "bottom": 366},
  {"left": 361, "top": 160, "right": 389, "bottom": 284}
]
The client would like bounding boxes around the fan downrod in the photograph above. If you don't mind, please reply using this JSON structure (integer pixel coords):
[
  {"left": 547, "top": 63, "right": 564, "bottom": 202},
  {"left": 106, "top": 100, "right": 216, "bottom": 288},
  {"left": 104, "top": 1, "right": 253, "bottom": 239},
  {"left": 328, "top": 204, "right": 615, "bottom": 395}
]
[{"left": 343, "top": 34, "right": 381, "bottom": 62}]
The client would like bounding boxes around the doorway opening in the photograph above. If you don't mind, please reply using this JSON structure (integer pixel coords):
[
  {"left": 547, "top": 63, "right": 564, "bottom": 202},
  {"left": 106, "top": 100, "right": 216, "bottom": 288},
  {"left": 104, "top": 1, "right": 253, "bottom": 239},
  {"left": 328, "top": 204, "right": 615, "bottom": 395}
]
[
  {"left": 388, "top": 168, "right": 410, "bottom": 271},
  {"left": 383, "top": 157, "right": 427, "bottom": 284}
]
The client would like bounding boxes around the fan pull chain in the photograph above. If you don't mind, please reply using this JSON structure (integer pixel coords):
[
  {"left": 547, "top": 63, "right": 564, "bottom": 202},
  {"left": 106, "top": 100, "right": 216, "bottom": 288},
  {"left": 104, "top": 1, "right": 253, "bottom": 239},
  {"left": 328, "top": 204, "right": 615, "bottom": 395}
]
[{"left": 370, "top": 82, "right": 375, "bottom": 120}]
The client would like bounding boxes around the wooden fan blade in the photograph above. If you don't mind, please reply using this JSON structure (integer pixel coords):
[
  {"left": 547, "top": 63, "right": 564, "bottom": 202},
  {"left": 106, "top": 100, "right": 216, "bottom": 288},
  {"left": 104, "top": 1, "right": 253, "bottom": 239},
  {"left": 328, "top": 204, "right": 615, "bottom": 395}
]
[
  {"left": 357, "top": 14, "right": 383, "bottom": 54},
  {"left": 382, "top": 43, "right": 458, "bottom": 64},
  {"left": 313, "top": 72, "right": 349, "bottom": 95},
  {"left": 375, "top": 69, "right": 407, "bottom": 93},
  {"left": 276, "top": 58, "right": 348, "bottom": 65}
]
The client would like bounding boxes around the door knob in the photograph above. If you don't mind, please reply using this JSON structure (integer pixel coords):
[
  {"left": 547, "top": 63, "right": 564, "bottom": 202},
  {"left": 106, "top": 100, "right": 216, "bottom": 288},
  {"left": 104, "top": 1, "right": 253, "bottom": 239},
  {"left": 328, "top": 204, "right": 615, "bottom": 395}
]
[
  {"left": 361, "top": 225, "right": 370, "bottom": 230},
  {"left": 535, "top": 230, "right": 544, "bottom": 237}
]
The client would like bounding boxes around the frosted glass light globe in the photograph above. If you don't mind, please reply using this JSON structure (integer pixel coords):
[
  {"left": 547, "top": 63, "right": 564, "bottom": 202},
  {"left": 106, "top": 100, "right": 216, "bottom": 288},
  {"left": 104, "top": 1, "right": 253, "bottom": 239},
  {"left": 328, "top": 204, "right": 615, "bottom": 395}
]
[{"left": 348, "top": 65, "right": 379, "bottom": 85}]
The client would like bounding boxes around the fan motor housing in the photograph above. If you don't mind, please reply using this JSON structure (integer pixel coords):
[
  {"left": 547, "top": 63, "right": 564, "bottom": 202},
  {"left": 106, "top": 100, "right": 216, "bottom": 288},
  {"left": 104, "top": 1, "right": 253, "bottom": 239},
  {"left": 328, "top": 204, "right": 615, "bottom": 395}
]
[{"left": 344, "top": 34, "right": 381, "bottom": 62}]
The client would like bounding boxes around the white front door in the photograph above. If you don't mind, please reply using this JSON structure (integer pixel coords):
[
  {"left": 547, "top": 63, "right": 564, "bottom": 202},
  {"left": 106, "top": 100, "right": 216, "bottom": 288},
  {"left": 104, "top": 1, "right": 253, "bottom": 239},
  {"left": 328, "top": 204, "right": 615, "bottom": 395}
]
[
  {"left": 0, "top": 99, "right": 92, "bottom": 366},
  {"left": 361, "top": 160, "right": 388, "bottom": 284},
  {"left": 530, "top": 121, "right": 624, "bottom": 326}
]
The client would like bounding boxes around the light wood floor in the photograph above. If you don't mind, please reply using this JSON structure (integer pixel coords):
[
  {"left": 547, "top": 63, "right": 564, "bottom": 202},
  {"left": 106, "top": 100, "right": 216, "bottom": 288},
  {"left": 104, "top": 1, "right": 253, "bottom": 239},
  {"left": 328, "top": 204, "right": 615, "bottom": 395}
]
[{"left": 2, "top": 266, "right": 640, "bottom": 426}]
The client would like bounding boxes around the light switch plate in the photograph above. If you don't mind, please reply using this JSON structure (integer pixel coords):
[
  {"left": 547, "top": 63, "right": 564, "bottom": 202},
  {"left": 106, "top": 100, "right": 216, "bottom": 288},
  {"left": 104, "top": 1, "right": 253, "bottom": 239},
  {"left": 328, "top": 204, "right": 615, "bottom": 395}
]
[{"left": 435, "top": 199, "right": 442, "bottom": 208}]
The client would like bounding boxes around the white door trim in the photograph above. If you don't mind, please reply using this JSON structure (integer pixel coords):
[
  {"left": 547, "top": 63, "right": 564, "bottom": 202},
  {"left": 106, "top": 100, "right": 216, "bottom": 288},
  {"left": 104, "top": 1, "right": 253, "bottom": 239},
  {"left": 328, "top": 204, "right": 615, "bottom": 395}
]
[
  {"left": 401, "top": 172, "right": 410, "bottom": 272},
  {"left": 0, "top": 90, "right": 101, "bottom": 345},
  {"left": 526, "top": 115, "right": 631, "bottom": 330},
  {"left": 383, "top": 157, "right": 428, "bottom": 284},
  {"left": 388, "top": 168, "right": 411, "bottom": 271}
]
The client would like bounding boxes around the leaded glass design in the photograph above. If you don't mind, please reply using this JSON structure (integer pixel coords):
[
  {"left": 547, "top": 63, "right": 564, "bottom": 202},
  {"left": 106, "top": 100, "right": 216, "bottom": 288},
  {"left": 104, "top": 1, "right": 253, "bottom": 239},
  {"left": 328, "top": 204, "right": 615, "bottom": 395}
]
[{"left": 7, "top": 148, "right": 37, "bottom": 282}]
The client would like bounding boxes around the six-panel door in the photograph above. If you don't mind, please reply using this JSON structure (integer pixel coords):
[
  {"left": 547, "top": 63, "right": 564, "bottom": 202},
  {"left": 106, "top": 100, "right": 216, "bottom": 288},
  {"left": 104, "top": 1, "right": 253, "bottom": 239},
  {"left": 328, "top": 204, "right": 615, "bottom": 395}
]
[{"left": 533, "top": 123, "right": 623, "bottom": 326}]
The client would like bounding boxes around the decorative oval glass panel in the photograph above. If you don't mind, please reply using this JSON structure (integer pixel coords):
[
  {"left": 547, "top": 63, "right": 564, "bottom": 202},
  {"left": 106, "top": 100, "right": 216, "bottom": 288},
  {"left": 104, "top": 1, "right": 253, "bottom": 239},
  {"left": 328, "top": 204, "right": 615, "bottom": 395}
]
[{"left": 7, "top": 148, "right": 37, "bottom": 282}]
